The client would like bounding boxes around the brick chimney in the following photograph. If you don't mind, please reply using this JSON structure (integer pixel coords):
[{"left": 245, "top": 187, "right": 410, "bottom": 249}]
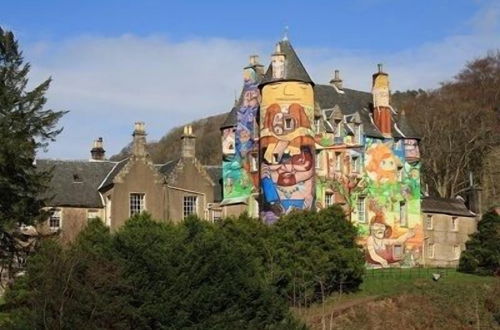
[
  {"left": 90, "top": 137, "right": 105, "bottom": 161},
  {"left": 181, "top": 125, "right": 196, "bottom": 159},
  {"left": 330, "top": 69, "right": 343, "bottom": 90},
  {"left": 372, "top": 63, "right": 392, "bottom": 137},
  {"left": 132, "top": 121, "right": 147, "bottom": 157}
]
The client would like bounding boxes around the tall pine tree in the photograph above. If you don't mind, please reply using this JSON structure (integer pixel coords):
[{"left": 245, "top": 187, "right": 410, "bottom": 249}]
[{"left": 0, "top": 28, "right": 66, "bottom": 232}]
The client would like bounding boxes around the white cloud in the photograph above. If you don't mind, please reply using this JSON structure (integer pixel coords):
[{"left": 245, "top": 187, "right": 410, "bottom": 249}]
[{"left": 26, "top": 19, "right": 499, "bottom": 159}]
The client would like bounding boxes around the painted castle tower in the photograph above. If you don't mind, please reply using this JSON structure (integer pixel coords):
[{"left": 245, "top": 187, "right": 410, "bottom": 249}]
[{"left": 220, "top": 38, "right": 423, "bottom": 268}]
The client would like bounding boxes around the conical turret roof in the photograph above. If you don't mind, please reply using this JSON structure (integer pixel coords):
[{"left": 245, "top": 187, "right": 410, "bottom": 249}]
[{"left": 260, "top": 39, "right": 314, "bottom": 86}]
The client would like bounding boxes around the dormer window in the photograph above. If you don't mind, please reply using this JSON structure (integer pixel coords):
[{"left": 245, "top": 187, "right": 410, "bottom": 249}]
[
  {"left": 314, "top": 118, "right": 321, "bottom": 134},
  {"left": 335, "top": 120, "right": 342, "bottom": 137}
]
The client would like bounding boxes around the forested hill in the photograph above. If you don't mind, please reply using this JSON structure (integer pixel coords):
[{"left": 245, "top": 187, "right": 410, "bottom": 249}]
[{"left": 110, "top": 112, "right": 228, "bottom": 165}]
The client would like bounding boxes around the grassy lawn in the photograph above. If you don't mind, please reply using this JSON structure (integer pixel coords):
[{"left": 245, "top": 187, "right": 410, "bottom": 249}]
[{"left": 295, "top": 268, "right": 500, "bottom": 330}]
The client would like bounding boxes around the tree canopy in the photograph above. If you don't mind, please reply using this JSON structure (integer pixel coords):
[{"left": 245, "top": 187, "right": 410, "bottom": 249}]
[{"left": 0, "top": 27, "right": 67, "bottom": 230}]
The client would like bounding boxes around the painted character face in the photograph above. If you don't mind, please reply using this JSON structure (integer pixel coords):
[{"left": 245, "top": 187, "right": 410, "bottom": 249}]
[
  {"left": 243, "top": 89, "right": 260, "bottom": 108},
  {"left": 380, "top": 154, "right": 397, "bottom": 171},
  {"left": 371, "top": 223, "right": 386, "bottom": 239},
  {"left": 274, "top": 149, "right": 314, "bottom": 186}
]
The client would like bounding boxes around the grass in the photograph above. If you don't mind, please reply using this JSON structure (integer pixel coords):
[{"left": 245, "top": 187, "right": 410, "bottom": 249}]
[{"left": 295, "top": 268, "right": 500, "bottom": 329}]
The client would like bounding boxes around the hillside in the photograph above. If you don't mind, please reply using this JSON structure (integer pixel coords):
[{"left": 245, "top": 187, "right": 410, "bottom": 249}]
[
  {"left": 296, "top": 269, "right": 500, "bottom": 329},
  {"left": 111, "top": 112, "right": 228, "bottom": 165}
]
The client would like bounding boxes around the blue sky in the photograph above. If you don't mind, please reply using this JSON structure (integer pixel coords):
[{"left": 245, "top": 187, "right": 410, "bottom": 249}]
[{"left": 2, "top": 0, "right": 499, "bottom": 159}]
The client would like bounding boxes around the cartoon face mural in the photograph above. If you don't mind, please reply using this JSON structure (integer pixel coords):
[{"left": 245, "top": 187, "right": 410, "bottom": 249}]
[
  {"left": 357, "top": 138, "right": 422, "bottom": 268},
  {"left": 222, "top": 67, "right": 260, "bottom": 201},
  {"left": 260, "top": 81, "right": 315, "bottom": 223},
  {"left": 404, "top": 139, "right": 420, "bottom": 160}
]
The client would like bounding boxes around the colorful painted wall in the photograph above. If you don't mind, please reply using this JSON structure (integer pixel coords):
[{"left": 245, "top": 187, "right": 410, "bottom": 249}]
[
  {"left": 222, "top": 67, "right": 260, "bottom": 203},
  {"left": 357, "top": 138, "right": 422, "bottom": 268},
  {"left": 259, "top": 81, "right": 315, "bottom": 223}
]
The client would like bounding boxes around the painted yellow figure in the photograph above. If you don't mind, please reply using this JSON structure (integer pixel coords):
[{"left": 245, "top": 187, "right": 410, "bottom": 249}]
[{"left": 366, "top": 213, "right": 415, "bottom": 268}]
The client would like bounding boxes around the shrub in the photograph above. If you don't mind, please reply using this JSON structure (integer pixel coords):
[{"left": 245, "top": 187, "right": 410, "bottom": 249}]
[{"left": 459, "top": 210, "right": 500, "bottom": 276}]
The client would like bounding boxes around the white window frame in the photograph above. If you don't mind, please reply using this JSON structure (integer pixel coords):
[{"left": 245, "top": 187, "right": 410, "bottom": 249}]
[
  {"left": 314, "top": 118, "right": 321, "bottom": 134},
  {"left": 400, "top": 201, "right": 408, "bottom": 227},
  {"left": 315, "top": 151, "right": 321, "bottom": 169},
  {"left": 284, "top": 117, "right": 293, "bottom": 130},
  {"left": 129, "top": 193, "right": 146, "bottom": 217},
  {"left": 250, "top": 153, "right": 258, "bottom": 172},
  {"left": 335, "top": 152, "right": 342, "bottom": 172},
  {"left": 325, "top": 192, "right": 334, "bottom": 207},
  {"left": 426, "top": 215, "right": 433, "bottom": 230},
  {"left": 451, "top": 217, "right": 458, "bottom": 232},
  {"left": 356, "top": 124, "right": 362, "bottom": 144},
  {"left": 49, "top": 209, "right": 62, "bottom": 231},
  {"left": 357, "top": 197, "right": 366, "bottom": 223},
  {"left": 351, "top": 156, "right": 360, "bottom": 173},
  {"left": 335, "top": 120, "right": 342, "bottom": 137},
  {"left": 428, "top": 242, "right": 435, "bottom": 259},
  {"left": 87, "top": 209, "right": 99, "bottom": 221},
  {"left": 183, "top": 195, "right": 198, "bottom": 219}
]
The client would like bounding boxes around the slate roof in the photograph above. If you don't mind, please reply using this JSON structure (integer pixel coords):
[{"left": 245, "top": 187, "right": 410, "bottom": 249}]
[
  {"left": 203, "top": 165, "right": 223, "bottom": 202},
  {"left": 37, "top": 159, "right": 117, "bottom": 208},
  {"left": 260, "top": 39, "right": 314, "bottom": 86},
  {"left": 421, "top": 196, "right": 475, "bottom": 217},
  {"left": 394, "top": 111, "right": 420, "bottom": 139},
  {"left": 155, "top": 159, "right": 179, "bottom": 177},
  {"left": 220, "top": 106, "right": 238, "bottom": 129},
  {"left": 99, "top": 158, "right": 128, "bottom": 190}
]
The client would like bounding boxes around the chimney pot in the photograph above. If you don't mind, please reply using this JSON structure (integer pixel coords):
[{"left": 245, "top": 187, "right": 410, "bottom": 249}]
[
  {"left": 330, "top": 69, "right": 343, "bottom": 90},
  {"left": 181, "top": 125, "right": 196, "bottom": 158},
  {"left": 90, "top": 137, "right": 105, "bottom": 161},
  {"left": 132, "top": 122, "right": 148, "bottom": 157},
  {"left": 378, "top": 63, "right": 383, "bottom": 73}
]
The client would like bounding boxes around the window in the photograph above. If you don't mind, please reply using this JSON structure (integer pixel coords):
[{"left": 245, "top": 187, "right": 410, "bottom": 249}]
[
  {"left": 129, "top": 193, "right": 145, "bottom": 216},
  {"left": 49, "top": 209, "right": 61, "bottom": 231},
  {"left": 397, "top": 167, "right": 404, "bottom": 181},
  {"left": 357, "top": 197, "right": 366, "bottom": 223},
  {"left": 351, "top": 156, "right": 360, "bottom": 173},
  {"left": 87, "top": 209, "right": 99, "bottom": 221},
  {"left": 451, "top": 217, "right": 458, "bottom": 231},
  {"left": 314, "top": 118, "right": 321, "bottom": 134},
  {"left": 250, "top": 153, "right": 258, "bottom": 172},
  {"left": 355, "top": 124, "right": 362, "bottom": 144},
  {"left": 325, "top": 192, "right": 334, "bottom": 207},
  {"left": 212, "top": 209, "right": 222, "bottom": 222},
  {"left": 183, "top": 196, "right": 198, "bottom": 218},
  {"left": 453, "top": 245, "right": 461, "bottom": 259},
  {"left": 428, "top": 242, "right": 435, "bottom": 258},
  {"left": 335, "top": 120, "right": 342, "bottom": 137},
  {"left": 273, "top": 153, "right": 280, "bottom": 164},
  {"left": 400, "top": 201, "right": 408, "bottom": 227},
  {"left": 335, "top": 152, "right": 342, "bottom": 172},
  {"left": 315, "top": 151, "right": 321, "bottom": 169},
  {"left": 284, "top": 118, "right": 293, "bottom": 130},
  {"left": 426, "top": 215, "right": 433, "bottom": 230}
]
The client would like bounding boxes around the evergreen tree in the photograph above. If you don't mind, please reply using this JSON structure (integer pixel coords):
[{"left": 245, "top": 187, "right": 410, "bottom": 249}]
[
  {"left": 459, "top": 210, "right": 500, "bottom": 275},
  {"left": 0, "top": 27, "right": 66, "bottom": 230}
]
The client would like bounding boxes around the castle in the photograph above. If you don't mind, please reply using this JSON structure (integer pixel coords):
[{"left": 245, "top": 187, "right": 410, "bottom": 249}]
[{"left": 38, "top": 37, "right": 477, "bottom": 268}]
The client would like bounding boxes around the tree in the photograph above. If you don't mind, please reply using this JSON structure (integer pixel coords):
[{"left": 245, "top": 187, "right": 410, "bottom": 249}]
[
  {"left": 458, "top": 209, "right": 500, "bottom": 276},
  {"left": 0, "top": 27, "right": 67, "bottom": 281},
  {"left": 392, "top": 51, "right": 500, "bottom": 198}
]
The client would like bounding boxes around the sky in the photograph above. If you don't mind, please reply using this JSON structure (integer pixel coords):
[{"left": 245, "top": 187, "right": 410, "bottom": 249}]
[{"left": 2, "top": 0, "right": 499, "bottom": 159}]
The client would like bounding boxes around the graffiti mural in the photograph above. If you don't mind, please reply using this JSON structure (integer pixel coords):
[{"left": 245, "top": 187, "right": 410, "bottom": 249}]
[
  {"left": 222, "top": 66, "right": 260, "bottom": 202},
  {"left": 260, "top": 81, "right": 315, "bottom": 223},
  {"left": 357, "top": 138, "right": 422, "bottom": 268}
]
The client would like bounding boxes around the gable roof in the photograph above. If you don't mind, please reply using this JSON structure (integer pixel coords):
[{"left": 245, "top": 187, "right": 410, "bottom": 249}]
[
  {"left": 260, "top": 39, "right": 314, "bottom": 86},
  {"left": 99, "top": 158, "right": 128, "bottom": 190},
  {"left": 37, "top": 159, "right": 117, "bottom": 208},
  {"left": 422, "top": 196, "right": 475, "bottom": 217}
]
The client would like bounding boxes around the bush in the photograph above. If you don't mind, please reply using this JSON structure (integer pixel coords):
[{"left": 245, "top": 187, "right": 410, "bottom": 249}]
[
  {"left": 459, "top": 210, "right": 500, "bottom": 276},
  {"left": 270, "top": 206, "right": 365, "bottom": 307},
  {"left": 2, "top": 215, "right": 301, "bottom": 329}
]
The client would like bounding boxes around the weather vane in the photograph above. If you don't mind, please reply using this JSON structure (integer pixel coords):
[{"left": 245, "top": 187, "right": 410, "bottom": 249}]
[{"left": 283, "top": 26, "right": 289, "bottom": 41}]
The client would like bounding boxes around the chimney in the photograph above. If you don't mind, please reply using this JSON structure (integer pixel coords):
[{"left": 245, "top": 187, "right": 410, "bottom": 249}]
[
  {"left": 330, "top": 69, "right": 343, "bottom": 90},
  {"left": 249, "top": 54, "right": 265, "bottom": 76},
  {"left": 90, "top": 137, "right": 105, "bottom": 161},
  {"left": 271, "top": 43, "right": 286, "bottom": 79},
  {"left": 181, "top": 125, "right": 196, "bottom": 159},
  {"left": 132, "top": 121, "right": 147, "bottom": 157},
  {"left": 372, "top": 63, "right": 392, "bottom": 137}
]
